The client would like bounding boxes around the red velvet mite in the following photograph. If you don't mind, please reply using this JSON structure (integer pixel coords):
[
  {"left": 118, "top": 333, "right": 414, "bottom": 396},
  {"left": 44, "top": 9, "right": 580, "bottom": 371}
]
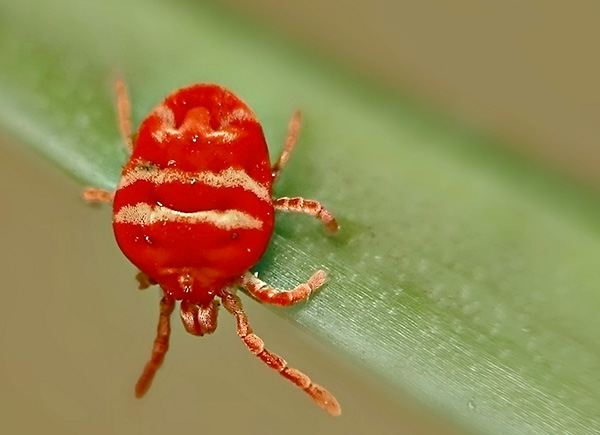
[{"left": 84, "top": 81, "right": 340, "bottom": 416}]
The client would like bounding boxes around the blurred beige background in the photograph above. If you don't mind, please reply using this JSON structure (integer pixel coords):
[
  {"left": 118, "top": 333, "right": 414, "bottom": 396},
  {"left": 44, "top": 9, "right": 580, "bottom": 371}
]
[{"left": 222, "top": 0, "right": 600, "bottom": 190}]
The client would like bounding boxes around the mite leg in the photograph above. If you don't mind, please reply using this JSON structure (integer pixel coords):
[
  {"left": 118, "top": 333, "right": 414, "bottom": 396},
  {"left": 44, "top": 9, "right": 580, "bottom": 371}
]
[
  {"left": 238, "top": 270, "right": 327, "bottom": 307},
  {"left": 274, "top": 197, "right": 339, "bottom": 233},
  {"left": 272, "top": 110, "right": 302, "bottom": 180},
  {"left": 81, "top": 80, "right": 132, "bottom": 202},
  {"left": 219, "top": 289, "right": 341, "bottom": 416},
  {"left": 82, "top": 188, "right": 114, "bottom": 203},
  {"left": 115, "top": 79, "right": 134, "bottom": 154},
  {"left": 136, "top": 271, "right": 157, "bottom": 290},
  {"left": 135, "top": 296, "right": 176, "bottom": 398}
]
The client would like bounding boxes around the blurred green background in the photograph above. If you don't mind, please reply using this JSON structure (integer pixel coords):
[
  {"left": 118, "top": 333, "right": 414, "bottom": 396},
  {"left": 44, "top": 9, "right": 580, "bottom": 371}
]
[{"left": 1, "top": 1, "right": 599, "bottom": 434}]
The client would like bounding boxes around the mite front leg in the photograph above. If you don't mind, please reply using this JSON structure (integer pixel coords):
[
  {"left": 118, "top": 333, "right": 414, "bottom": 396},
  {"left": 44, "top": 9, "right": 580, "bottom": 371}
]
[
  {"left": 82, "top": 188, "right": 114, "bottom": 203},
  {"left": 115, "top": 79, "right": 134, "bottom": 154},
  {"left": 135, "top": 296, "right": 176, "bottom": 398},
  {"left": 274, "top": 197, "right": 339, "bottom": 233},
  {"left": 239, "top": 270, "right": 326, "bottom": 306},
  {"left": 219, "top": 289, "right": 341, "bottom": 416},
  {"left": 272, "top": 110, "right": 302, "bottom": 180}
]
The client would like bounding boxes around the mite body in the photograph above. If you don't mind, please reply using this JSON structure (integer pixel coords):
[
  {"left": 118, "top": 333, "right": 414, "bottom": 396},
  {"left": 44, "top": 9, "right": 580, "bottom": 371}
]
[{"left": 84, "top": 82, "right": 340, "bottom": 416}]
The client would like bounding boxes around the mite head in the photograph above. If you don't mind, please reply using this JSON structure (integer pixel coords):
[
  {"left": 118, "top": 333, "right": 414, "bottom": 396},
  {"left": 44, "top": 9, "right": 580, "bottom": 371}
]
[
  {"left": 132, "top": 84, "right": 263, "bottom": 171},
  {"left": 180, "top": 299, "right": 219, "bottom": 336}
]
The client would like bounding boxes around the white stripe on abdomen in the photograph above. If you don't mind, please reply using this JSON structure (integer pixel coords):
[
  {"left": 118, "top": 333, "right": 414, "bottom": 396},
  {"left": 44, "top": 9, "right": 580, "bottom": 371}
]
[
  {"left": 114, "top": 203, "right": 263, "bottom": 230},
  {"left": 118, "top": 164, "right": 271, "bottom": 202}
]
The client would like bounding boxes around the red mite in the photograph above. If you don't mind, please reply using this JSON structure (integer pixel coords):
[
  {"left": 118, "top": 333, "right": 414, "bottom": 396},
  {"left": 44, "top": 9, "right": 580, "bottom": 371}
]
[{"left": 84, "top": 81, "right": 341, "bottom": 416}]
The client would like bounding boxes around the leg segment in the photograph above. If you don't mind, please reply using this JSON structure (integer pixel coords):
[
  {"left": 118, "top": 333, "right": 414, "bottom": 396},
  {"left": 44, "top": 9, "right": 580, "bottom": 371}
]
[
  {"left": 136, "top": 271, "right": 157, "bottom": 290},
  {"left": 239, "top": 270, "right": 326, "bottom": 306},
  {"left": 219, "top": 289, "right": 341, "bottom": 416},
  {"left": 82, "top": 188, "right": 114, "bottom": 203},
  {"left": 274, "top": 197, "right": 339, "bottom": 233},
  {"left": 135, "top": 296, "right": 176, "bottom": 398},
  {"left": 272, "top": 110, "right": 302, "bottom": 180},
  {"left": 115, "top": 79, "right": 134, "bottom": 154}
]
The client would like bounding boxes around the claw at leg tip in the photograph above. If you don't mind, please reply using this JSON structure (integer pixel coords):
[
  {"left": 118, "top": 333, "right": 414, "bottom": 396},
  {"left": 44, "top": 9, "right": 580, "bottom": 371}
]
[{"left": 307, "top": 384, "right": 342, "bottom": 417}]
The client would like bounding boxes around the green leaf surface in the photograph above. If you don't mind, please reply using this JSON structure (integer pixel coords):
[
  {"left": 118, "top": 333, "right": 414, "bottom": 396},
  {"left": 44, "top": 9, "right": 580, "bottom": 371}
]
[{"left": 1, "top": 1, "right": 600, "bottom": 433}]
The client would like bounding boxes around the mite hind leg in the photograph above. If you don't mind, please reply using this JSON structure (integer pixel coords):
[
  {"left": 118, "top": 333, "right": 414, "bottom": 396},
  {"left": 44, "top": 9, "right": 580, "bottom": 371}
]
[
  {"left": 81, "top": 80, "right": 134, "bottom": 202},
  {"left": 115, "top": 79, "right": 134, "bottom": 154},
  {"left": 82, "top": 188, "right": 114, "bottom": 203},
  {"left": 270, "top": 113, "right": 339, "bottom": 233},
  {"left": 238, "top": 270, "right": 327, "bottom": 306},
  {"left": 219, "top": 288, "right": 341, "bottom": 416}
]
